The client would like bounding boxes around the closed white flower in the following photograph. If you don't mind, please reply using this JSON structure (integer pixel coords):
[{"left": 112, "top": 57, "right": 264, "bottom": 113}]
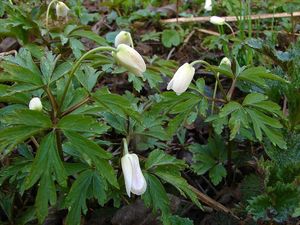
[
  {"left": 115, "top": 31, "right": 133, "bottom": 48},
  {"left": 204, "top": 0, "right": 212, "bottom": 11},
  {"left": 210, "top": 16, "right": 225, "bottom": 25},
  {"left": 220, "top": 57, "right": 231, "bottom": 67},
  {"left": 29, "top": 97, "right": 43, "bottom": 111},
  {"left": 55, "top": 1, "right": 69, "bottom": 18},
  {"left": 114, "top": 44, "right": 146, "bottom": 77},
  {"left": 121, "top": 153, "right": 147, "bottom": 197},
  {"left": 167, "top": 63, "right": 195, "bottom": 95}
]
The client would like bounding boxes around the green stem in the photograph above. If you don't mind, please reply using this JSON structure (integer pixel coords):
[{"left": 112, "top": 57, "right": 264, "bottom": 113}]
[
  {"left": 55, "top": 129, "right": 64, "bottom": 160},
  {"left": 46, "top": 0, "right": 58, "bottom": 28},
  {"left": 211, "top": 73, "right": 219, "bottom": 114},
  {"left": 224, "top": 22, "right": 235, "bottom": 37},
  {"left": 59, "top": 46, "right": 116, "bottom": 112},
  {"left": 216, "top": 77, "right": 228, "bottom": 100},
  {"left": 61, "top": 96, "right": 90, "bottom": 117},
  {"left": 122, "top": 138, "right": 129, "bottom": 155},
  {"left": 219, "top": 25, "right": 230, "bottom": 57},
  {"left": 44, "top": 86, "right": 59, "bottom": 122},
  {"left": 227, "top": 78, "right": 237, "bottom": 100},
  {"left": 190, "top": 59, "right": 210, "bottom": 67}
]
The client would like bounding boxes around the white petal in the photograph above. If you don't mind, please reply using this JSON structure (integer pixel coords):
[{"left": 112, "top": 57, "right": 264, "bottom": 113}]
[
  {"left": 29, "top": 97, "right": 43, "bottom": 111},
  {"left": 114, "top": 31, "right": 133, "bottom": 47},
  {"left": 204, "top": 0, "right": 212, "bottom": 11},
  {"left": 56, "top": 2, "right": 69, "bottom": 18},
  {"left": 128, "top": 154, "right": 147, "bottom": 196},
  {"left": 167, "top": 78, "right": 174, "bottom": 90},
  {"left": 168, "top": 63, "right": 195, "bottom": 95},
  {"left": 121, "top": 155, "right": 133, "bottom": 197},
  {"left": 116, "top": 44, "right": 146, "bottom": 77},
  {"left": 210, "top": 16, "right": 225, "bottom": 26}
]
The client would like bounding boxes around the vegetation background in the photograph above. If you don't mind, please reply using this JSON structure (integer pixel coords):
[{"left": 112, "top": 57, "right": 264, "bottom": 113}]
[{"left": 0, "top": 0, "right": 300, "bottom": 224}]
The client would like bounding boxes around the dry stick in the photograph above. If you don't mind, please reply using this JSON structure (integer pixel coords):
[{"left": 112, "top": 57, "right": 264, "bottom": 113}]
[
  {"left": 189, "top": 185, "right": 239, "bottom": 220},
  {"left": 161, "top": 11, "right": 300, "bottom": 24}
]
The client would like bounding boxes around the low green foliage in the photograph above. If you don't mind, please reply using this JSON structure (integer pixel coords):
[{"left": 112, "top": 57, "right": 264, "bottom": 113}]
[{"left": 0, "top": 0, "right": 299, "bottom": 224}]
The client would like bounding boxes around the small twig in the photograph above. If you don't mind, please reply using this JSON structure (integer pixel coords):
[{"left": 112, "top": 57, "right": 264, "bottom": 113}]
[
  {"left": 283, "top": 95, "right": 288, "bottom": 116},
  {"left": 161, "top": 11, "right": 300, "bottom": 24},
  {"left": 195, "top": 28, "right": 220, "bottom": 36},
  {"left": 189, "top": 185, "right": 239, "bottom": 220},
  {"left": 0, "top": 50, "right": 17, "bottom": 58},
  {"left": 30, "top": 136, "right": 39, "bottom": 149},
  {"left": 179, "top": 29, "right": 196, "bottom": 52},
  {"left": 167, "top": 47, "right": 176, "bottom": 60}
]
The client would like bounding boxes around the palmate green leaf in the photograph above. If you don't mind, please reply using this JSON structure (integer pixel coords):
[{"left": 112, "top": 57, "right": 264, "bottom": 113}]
[
  {"left": 247, "top": 182, "right": 299, "bottom": 222},
  {"left": 57, "top": 114, "right": 109, "bottom": 135},
  {"left": 190, "top": 136, "right": 227, "bottom": 185},
  {"left": 35, "top": 171, "right": 56, "bottom": 223},
  {"left": 0, "top": 48, "right": 43, "bottom": 86},
  {"left": 162, "top": 29, "right": 180, "bottom": 48},
  {"left": 40, "top": 51, "right": 59, "bottom": 84},
  {"left": 69, "top": 38, "right": 85, "bottom": 59},
  {"left": 209, "top": 164, "right": 227, "bottom": 186},
  {"left": 242, "top": 93, "right": 268, "bottom": 105},
  {"left": 63, "top": 131, "right": 111, "bottom": 160},
  {"left": 0, "top": 84, "right": 29, "bottom": 104},
  {"left": 25, "top": 132, "right": 67, "bottom": 223},
  {"left": 142, "top": 173, "right": 171, "bottom": 225},
  {"left": 65, "top": 169, "right": 109, "bottom": 225},
  {"left": 26, "top": 132, "right": 67, "bottom": 188},
  {"left": 243, "top": 93, "right": 283, "bottom": 117},
  {"left": 170, "top": 215, "right": 194, "bottom": 225},
  {"left": 0, "top": 157, "right": 31, "bottom": 187},
  {"left": 64, "top": 169, "right": 92, "bottom": 225},
  {"left": 145, "top": 149, "right": 186, "bottom": 170},
  {"left": 134, "top": 114, "right": 168, "bottom": 141},
  {"left": 50, "top": 61, "right": 72, "bottom": 84},
  {"left": 63, "top": 131, "right": 118, "bottom": 188},
  {"left": 219, "top": 101, "right": 241, "bottom": 118},
  {"left": 75, "top": 65, "right": 101, "bottom": 92},
  {"left": 246, "top": 108, "right": 286, "bottom": 148},
  {"left": 228, "top": 109, "right": 249, "bottom": 140},
  {"left": 92, "top": 88, "right": 140, "bottom": 121},
  {"left": 238, "top": 66, "right": 287, "bottom": 87},
  {"left": 70, "top": 30, "right": 108, "bottom": 46},
  {"left": 0, "top": 125, "right": 44, "bottom": 153},
  {"left": 145, "top": 150, "right": 201, "bottom": 208},
  {"left": 154, "top": 168, "right": 201, "bottom": 208},
  {"left": 0, "top": 191, "right": 14, "bottom": 222},
  {"left": 2, "top": 109, "right": 52, "bottom": 128}
]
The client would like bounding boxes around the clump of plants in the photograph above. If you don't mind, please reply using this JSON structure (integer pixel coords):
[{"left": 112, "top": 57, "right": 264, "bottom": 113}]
[{"left": 0, "top": 0, "right": 299, "bottom": 225}]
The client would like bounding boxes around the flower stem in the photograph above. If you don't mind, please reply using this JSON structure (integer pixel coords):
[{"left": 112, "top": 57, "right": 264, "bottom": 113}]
[
  {"left": 46, "top": 0, "right": 58, "bottom": 28},
  {"left": 59, "top": 46, "right": 116, "bottom": 113},
  {"left": 211, "top": 73, "right": 219, "bottom": 113},
  {"left": 190, "top": 59, "right": 210, "bottom": 67},
  {"left": 122, "top": 138, "right": 129, "bottom": 155},
  {"left": 225, "top": 22, "right": 235, "bottom": 37}
]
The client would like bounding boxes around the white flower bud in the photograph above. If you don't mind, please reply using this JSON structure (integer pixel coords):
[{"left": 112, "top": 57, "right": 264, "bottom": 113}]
[
  {"left": 55, "top": 1, "right": 70, "bottom": 18},
  {"left": 167, "top": 63, "right": 195, "bottom": 95},
  {"left": 29, "top": 97, "right": 43, "bottom": 111},
  {"left": 204, "top": 0, "right": 212, "bottom": 11},
  {"left": 220, "top": 57, "right": 231, "bottom": 67},
  {"left": 210, "top": 16, "right": 226, "bottom": 26},
  {"left": 114, "top": 44, "right": 146, "bottom": 77},
  {"left": 115, "top": 31, "right": 133, "bottom": 48},
  {"left": 121, "top": 153, "right": 147, "bottom": 197}
]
